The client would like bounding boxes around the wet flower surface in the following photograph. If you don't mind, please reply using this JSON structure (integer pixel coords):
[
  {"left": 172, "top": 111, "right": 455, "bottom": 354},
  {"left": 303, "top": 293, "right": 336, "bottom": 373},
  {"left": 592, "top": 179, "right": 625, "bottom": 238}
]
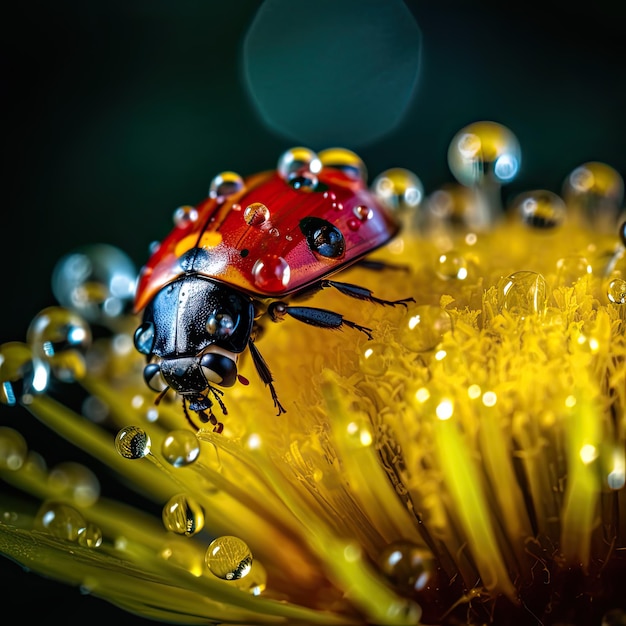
[{"left": 1, "top": 126, "right": 625, "bottom": 626}]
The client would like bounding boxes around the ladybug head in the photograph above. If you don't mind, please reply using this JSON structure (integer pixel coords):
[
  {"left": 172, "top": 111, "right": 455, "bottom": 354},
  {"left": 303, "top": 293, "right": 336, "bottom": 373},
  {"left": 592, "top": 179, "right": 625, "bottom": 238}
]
[{"left": 133, "top": 274, "right": 254, "bottom": 406}]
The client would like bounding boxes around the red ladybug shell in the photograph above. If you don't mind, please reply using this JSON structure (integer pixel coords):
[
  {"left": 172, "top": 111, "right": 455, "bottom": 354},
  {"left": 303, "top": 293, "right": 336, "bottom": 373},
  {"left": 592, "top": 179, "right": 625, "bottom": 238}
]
[{"left": 134, "top": 165, "right": 399, "bottom": 313}]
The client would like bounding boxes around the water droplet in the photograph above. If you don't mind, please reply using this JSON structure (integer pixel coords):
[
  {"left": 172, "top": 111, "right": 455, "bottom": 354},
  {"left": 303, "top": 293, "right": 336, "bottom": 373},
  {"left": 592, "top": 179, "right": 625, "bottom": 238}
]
[
  {"left": 448, "top": 121, "right": 521, "bottom": 187},
  {"left": 512, "top": 189, "right": 567, "bottom": 229},
  {"left": 205, "top": 535, "right": 253, "bottom": 580},
  {"left": 161, "top": 430, "right": 200, "bottom": 467},
  {"left": 287, "top": 171, "right": 319, "bottom": 192},
  {"left": 48, "top": 462, "right": 100, "bottom": 507},
  {"left": 36, "top": 501, "right": 87, "bottom": 542},
  {"left": 252, "top": 255, "right": 291, "bottom": 292},
  {"left": 345, "top": 416, "right": 374, "bottom": 447},
  {"left": 0, "top": 341, "right": 49, "bottom": 405},
  {"left": 276, "top": 147, "right": 321, "bottom": 180},
  {"left": 209, "top": 171, "right": 245, "bottom": 199},
  {"left": 77, "top": 522, "right": 103, "bottom": 548},
  {"left": 563, "top": 161, "right": 624, "bottom": 232},
  {"left": 299, "top": 217, "right": 345, "bottom": 259},
  {"left": 400, "top": 306, "right": 452, "bottom": 352},
  {"left": 162, "top": 493, "right": 205, "bottom": 536},
  {"left": 115, "top": 426, "right": 151, "bottom": 459},
  {"left": 353, "top": 205, "right": 373, "bottom": 221},
  {"left": 607, "top": 277, "right": 626, "bottom": 304},
  {"left": 435, "top": 250, "right": 468, "bottom": 280},
  {"left": 231, "top": 560, "right": 267, "bottom": 595},
  {"left": 243, "top": 202, "right": 270, "bottom": 226},
  {"left": 27, "top": 307, "right": 92, "bottom": 382},
  {"left": 371, "top": 168, "right": 423, "bottom": 218},
  {"left": 0, "top": 427, "right": 28, "bottom": 470},
  {"left": 555, "top": 255, "right": 592, "bottom": 288},
  {"left": 269, "top": 227, "right": 280, "bottom": 238},
  {"left": 318, "top": 147, "right": 367, "bottom": 181},
  {"left": 359, "top": 342, "right": 396, "bottom": 377},
  {"left": 51, "top": 244, "right": 137, "bottom": 324},
  {"left": 173, "top": 205, "right": 199, "bottom": 227},
  {"left": 377, "top": 540, "right": 435, "bottom": 593},
  {"left": 498, "top": 271, "right": 547, "bottom": 317}
]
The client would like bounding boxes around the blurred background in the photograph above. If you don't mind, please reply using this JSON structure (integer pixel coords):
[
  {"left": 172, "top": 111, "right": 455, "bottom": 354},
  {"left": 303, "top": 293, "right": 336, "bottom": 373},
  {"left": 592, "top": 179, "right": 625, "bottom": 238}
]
[{"left": 1, "top": 0, "right": 625, "bottom": 622}]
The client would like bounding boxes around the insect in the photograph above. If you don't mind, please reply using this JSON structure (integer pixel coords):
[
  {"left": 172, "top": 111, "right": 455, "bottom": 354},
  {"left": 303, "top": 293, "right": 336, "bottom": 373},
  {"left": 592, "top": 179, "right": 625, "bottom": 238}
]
[{"left": 133, "top": 147, "right": 415, "bottom": 432}]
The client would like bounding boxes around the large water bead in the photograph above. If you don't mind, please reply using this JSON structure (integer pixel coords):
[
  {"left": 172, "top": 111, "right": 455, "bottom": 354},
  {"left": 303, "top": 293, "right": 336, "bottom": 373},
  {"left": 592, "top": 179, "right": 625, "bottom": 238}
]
[
  {"left": 377, "top": 540, "right": 435, "bottom": 593},
  {"left": 276, "top": 146, "right": 321, "bottom": 180},
  {"left": 209, "top": 171, "right": 245, "bottom": 200},
  {"left": 607, "top": 277, "right": 626, "bottom": 304},
  {"left": 47, "top": 461, "right": 100, "bottom": 507},
  {"left": 0, "top": 341, "right": 49, "bottom": 405},
  {"left": 0, "top": 426, "right": 28, "bottom": 470},
  {"left": 371, "top": 167, "right": 424, "bottom": 219},
  {"left": 161, "top": 429, "right": 200, "bottom": 467},
  {"left": 205, "top": 535, "right": 253, "bottom": 580},
  {"left": 511, "top": 189, "right": 567, "bottom": 229},
  {"left": 162, "top": 493, "right": 205, "bottom": 536},
  {"left": 399, "top": 305, "right": 452, "bottom": 352},
  {"left": 497, "top": 271, "right": 547, "bottom": 317},
  {"left": 26, "top": 307, "right": 92, "bottom": 382},
  {"left": 51, "top": 244, "right": 137, "bottom": 324},
  {"left": 35, "top": 501, "right": 87, "bottom": 542},
  {"left": 115, "top": 426, "right": 151, "bottom": 460},
  {"left": 447, "top": 121, "right": 521, "bottom": 187},
  {"left": 318, "top": 147, "right": 367, "bottom": 181}
]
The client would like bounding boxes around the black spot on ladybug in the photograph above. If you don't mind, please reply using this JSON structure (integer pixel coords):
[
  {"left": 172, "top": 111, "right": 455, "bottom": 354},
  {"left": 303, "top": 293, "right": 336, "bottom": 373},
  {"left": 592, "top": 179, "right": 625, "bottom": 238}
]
[
  {"left": 240, "top": 249, "right": 249, "bottom": 258},
  {"left": 299, "top": 217, "right": 345, "bottom": 259}
]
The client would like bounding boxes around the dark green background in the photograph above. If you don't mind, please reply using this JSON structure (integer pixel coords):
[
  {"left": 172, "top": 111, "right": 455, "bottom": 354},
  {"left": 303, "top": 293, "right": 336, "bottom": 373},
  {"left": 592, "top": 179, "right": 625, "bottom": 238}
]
[{"left": 1, "top": 1, "right": 625, "bottom": 623}]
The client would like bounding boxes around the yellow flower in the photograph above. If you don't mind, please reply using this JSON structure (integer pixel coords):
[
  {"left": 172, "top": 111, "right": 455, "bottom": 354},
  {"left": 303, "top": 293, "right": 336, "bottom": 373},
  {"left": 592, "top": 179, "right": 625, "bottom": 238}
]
[{"left": 0, "top": 123, "right": 625, "bottom": 626}]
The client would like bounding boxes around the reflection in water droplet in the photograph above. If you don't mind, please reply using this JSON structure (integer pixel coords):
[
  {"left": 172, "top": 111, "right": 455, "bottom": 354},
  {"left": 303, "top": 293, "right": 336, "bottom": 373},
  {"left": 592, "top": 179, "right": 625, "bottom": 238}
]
[
  {"left": 359, "top": 342, "right": 396, "bottom": 376},
  {"left": 377, "top": 540, "right": 435, "bottom": 593},
  {"left": 0, "top": 427, "right": 28, "bottom": 470},
  {"left": 115, "top": 426, "right": 151, "bottom": 459},
  {"left": 512, "top": 189, "right": 567, "bottom": 229},
  {"left": 36, "top": 501, "right": 87, "bottom": 542},
  {"left": 161, "top": 430, "right": 200, "bottom": 467},
  {"left": 0, "top": 342, "right": 49, "bottom": 405},
  {"left": 436, "top": 250, "right": 468, "bottom": 280},
  {"left": 231, "top": 559, "right": 267, "bottom": 595},
  {"left": 51, "top": 244, "right": 137, "bottom": 324},
  {"left": 244, "top": 202, "right": 270, "bottom": 226},
  {"left": 498, "top": 271, "right": 547, "bottom": 317},
  {"left": 252, "top": 255, "right": 291, "bottom": 292},
  {"left": 318, "top": 147, "right": 367, "bottom": 181},
  {"left": 173, "top": 205, "right": 199, "bottom": 228},
  {"left": 77, "top": 522, "right": 103, "bottom": 548},
  {"left": 162, "top": 493, "right": 205, "bottom": 536},
  {"left": 27, "top": 307, "right": 92, "bottom": 382},
  {"left": 205, "top": 535, "right": 253, "bottom": 580},
  {"left": 209, "top": 171, "right": 245, "bottom": 199},
  {"left": 48, "top": 461, "right": 100, "bottom": 507},
  {"left": 287, "top": 171, "right": 318, "bottom": 191},
  {"left": 400, "top": 306, "right": 452, "bottom": 352},
  {"left": 276, "top": 147, "right": 321, "bottom": 180},
  {"left": 607, "top": 277, "right": 626, "bottom": 304}
]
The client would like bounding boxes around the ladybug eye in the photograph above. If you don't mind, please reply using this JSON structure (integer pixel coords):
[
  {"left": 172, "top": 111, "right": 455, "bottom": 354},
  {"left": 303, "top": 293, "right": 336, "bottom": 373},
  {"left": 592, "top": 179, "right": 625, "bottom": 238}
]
[
  {"left": 287, "top": 171, "right": 319, "bottom": 192},
  {"left": 134, "top": 322, "right": 155, "bottom": 355},
  {"left": 206, "top": 312, "right": 236, "bottom": 338}
]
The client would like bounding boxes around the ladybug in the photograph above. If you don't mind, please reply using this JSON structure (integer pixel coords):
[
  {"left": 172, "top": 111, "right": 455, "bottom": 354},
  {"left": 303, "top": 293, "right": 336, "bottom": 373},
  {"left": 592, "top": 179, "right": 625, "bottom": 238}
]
[{"left": 133, "top": 147, "right": 414, "bottom": 432}]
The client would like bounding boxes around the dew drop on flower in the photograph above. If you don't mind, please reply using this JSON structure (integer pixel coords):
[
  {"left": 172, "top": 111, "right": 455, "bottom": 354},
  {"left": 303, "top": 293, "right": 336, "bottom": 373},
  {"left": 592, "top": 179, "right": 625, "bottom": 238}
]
[
  {"left": 497, "top": 271, "right": 547, "bottom": 317},
  {"left": 276, "top": 146, "right": 321, "bottom": 180},
  {"left": 162, "top": 493, "right": 205, "bottom": 536},
  {"left": 26, "top": 306, "right": 92, "bottom": 382},
  {"left": 0, "top": 427, "right": 28, "bottom": 470},
  {"left": 377, "top": 540, "right": 435, "bottom": 593},
  {"left": 400, "top": 305, "right": 452, "bottom": 352},
  {"left": 209, "top": 171, "right": 245, "bottom": 199},
  {"left": 243, "top": 202, "right": 270, "bottom": 227},
  {"left": 448, "top": 121, "right": 521, "bottom": 187},
  {"left": 36, "top": 501, "right": 87, "bottom": 542},
  {"left": 0, "top": 341, "right": 49, "bottom": 405},
  {"left": 318, "top": 147, "right": 367, "bottom": 181},
  {"left": 359, "top": 342, "right": 396, "bottom": 377},
  {"left": 161, "top": 429, "right": 200, "bottom": 467},
  {"left": 77, "top": 522, "right": 103, "bottom": 548},
  {"left": 371, "top": 168, "right": 424, "bottom": 222},
  {"left": 115, "top": 426, "right": 151, "bottom": 460},
  {"left": 172, "top": 205, "right": 199, "bottom": 227},
  {"left": 252, "top": 255, "right": 291, "bottom": 291},
  {"left": 555, "top": 255, "right": 592, "bottom": 288},
  {"left": 607, "top": 278, "right": 626, "bottom": 304},
  {"left": 48, "top": 461, "right": 100, "bottom": 507},
  {"left": 51, "top": 243, "right": 137, "bottom": 324},
  {"left": 205, "top": 535, "right": 253, "bottom": 580},
  {"left": 512, "top": 189, "right": 567, "bottom": 229},
  {"left": 436, "top": 250, "right": 468, "bottom": 280}
]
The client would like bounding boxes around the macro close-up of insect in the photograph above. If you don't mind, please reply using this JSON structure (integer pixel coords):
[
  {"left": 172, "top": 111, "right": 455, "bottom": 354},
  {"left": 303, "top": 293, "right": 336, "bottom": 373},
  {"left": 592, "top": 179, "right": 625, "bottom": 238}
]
[{"left": 132, "top": 146, "right": 415, "bottom": 432}]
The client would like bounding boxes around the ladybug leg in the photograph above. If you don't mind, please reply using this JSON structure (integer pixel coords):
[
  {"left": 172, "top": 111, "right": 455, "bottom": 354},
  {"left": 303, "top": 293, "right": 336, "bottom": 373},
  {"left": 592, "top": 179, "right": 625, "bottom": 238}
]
[
  {"left": 247, "top": 338, "right": 286, "bottom": 416},
  {"left": 319, "top": 279, "right": 415, "bottom": 307},
  {"left": 268, "top": 302, "right": 374, "bottom": 340}
]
